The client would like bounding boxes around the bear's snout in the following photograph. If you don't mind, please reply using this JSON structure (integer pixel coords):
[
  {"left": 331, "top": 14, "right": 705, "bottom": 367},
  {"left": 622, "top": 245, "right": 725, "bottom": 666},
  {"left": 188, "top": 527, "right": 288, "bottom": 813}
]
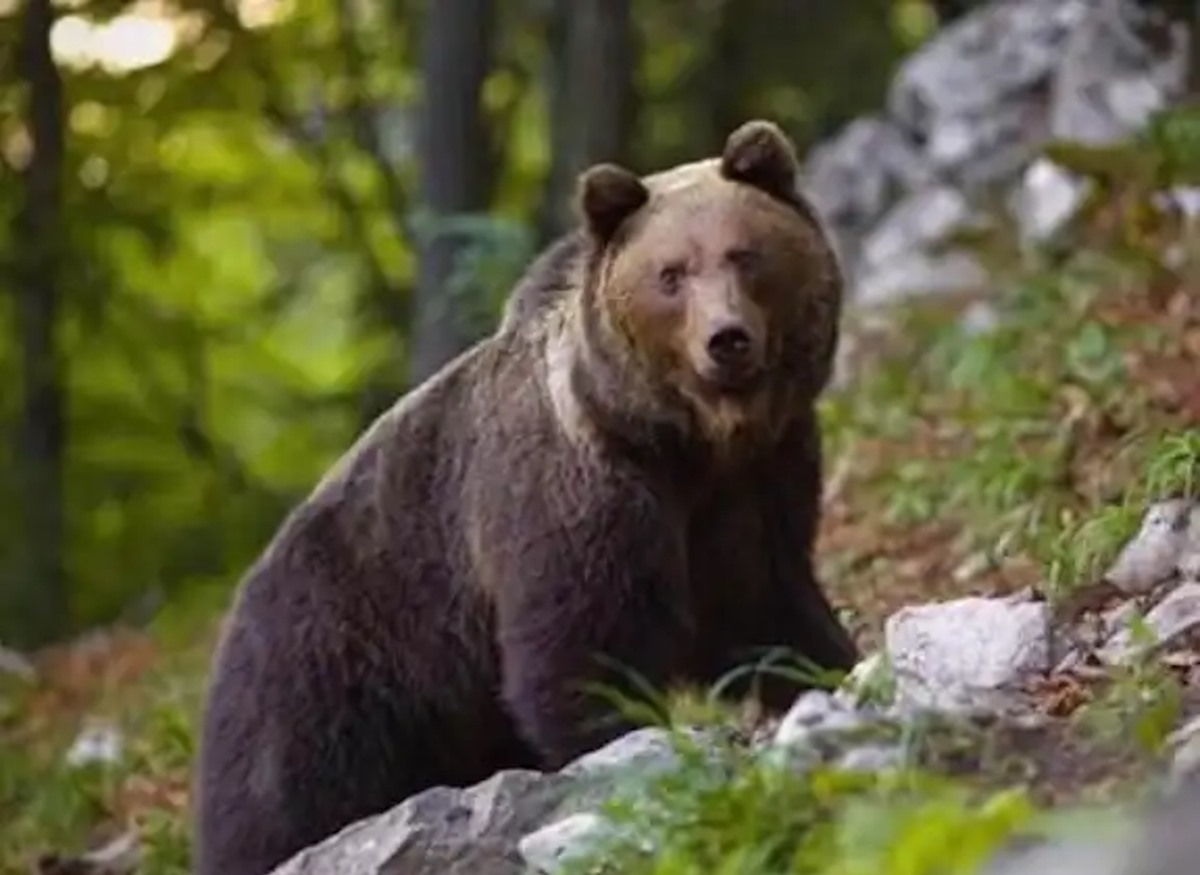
[
  {"left": 706, "top": 324, "right": 753, "bottom": 367},
  {"left": 694, "top": 314, "right": 764, "bottom": 394}
]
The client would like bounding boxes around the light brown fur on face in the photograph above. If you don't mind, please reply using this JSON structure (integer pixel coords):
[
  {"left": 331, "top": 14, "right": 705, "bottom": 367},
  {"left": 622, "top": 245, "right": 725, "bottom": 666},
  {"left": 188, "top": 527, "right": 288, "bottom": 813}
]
[{"left": 578, "top": 141, "right": 842, "bottom": 459}]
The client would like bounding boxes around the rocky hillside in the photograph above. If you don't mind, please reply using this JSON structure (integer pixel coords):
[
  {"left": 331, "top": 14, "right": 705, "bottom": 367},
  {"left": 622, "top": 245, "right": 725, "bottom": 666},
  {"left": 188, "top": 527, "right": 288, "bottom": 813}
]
[{"left": 803, "top": 0, "right": 1192, "bottom": 317}]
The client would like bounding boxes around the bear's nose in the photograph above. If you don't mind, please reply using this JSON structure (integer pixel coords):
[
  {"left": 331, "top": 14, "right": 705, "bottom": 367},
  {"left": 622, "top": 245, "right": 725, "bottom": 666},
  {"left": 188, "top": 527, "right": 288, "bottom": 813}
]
[{"left": 706, "top": 324, "right": 753, "bottom": 365}]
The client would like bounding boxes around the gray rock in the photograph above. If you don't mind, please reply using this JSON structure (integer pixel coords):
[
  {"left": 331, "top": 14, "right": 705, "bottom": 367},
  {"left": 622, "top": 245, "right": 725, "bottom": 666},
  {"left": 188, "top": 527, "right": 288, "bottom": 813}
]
[
  {"left": 560, "top": 727, "right": 681, "bottom": 781},
  {"left": 1180, "top": 549, "right": 1200, "bottom": 584},
  {"left": 268, "top": 770, "right": 571, "bottom": 875},
  {"left": 773, "top": 690, "right": 868, "bottom": 747},
  {"left": 889, "top": 0, "right": 1086, "bottom": 126},
  {"left": 1164, "top": 186, "right": 1200, "bottom": 221},
  {"left": 520, "top": 730, "right": 726, "bottom": 872},
  {"left": 802, "top": 116, "right": 934, "bottom": 263},
  {"left": 982, "top": 837, "right": 1129, "bottom": 875},
  {"left": 859, "top": 186, "right": 975, "bottom": 270},
  {"left": 885, "top": 596, "right": 1051, "bottom": 714},
  {"left": 849, "top": 184, "right": 992, "bottom": 307},
  {"left": 1049, "top": 0, "right": 1188, "bottom": 146},
  {"left": 887, "top": 0, "right": 1089, "bottom": 186},
  {"left": 834, "top": 743, "right": 906, "bottom": 773},
  {"left": 519, "top": 812, "right": 615, "bottom": 874},
  {"left": 929, "top": 99, "right": 1054, "bottom": 190},
  {"left": 1103, "top": 599, "right": 1142, "bottom": 638},
  {"left": 557, "top": 726, "right": 725, "bottom": 818},
  {"left": 981, "top": 784, "right": 1200, "bottom": 875},
  {"left": 768, "top": 689, "right": 900, "bottom": 774},
  {"left": 1010, "top": 157, "right": 1092, "bottom": 243},
  {"left": 778, "top": 689, "right": 844, "bottom": 726},
  {"left": 800, "top": 0, "right": 1183, "bottom": 314},
  {"left": 1166, "top": 714, "right": 1200, "bottom": 786},
  {"left": 856, "top": 250, "right": 990, "bottom": 308},
  {"left": 0, "top": 642, "right": 36, "bottom": 683},
  {"left": 1104, "top": 500, "right": 1198, "bottom": 594},
  {"left": 1122, "top": 783, "right": 1200, "bottom": 875},
  {"left": 264, "top": 728, "right": 721, "bottom": 875},
  {"left": 1101, "top": 581, "right": 1200, "bottom": 665},
  {"left": 64, "top": 721, "right": 123, "bottom": 769}
]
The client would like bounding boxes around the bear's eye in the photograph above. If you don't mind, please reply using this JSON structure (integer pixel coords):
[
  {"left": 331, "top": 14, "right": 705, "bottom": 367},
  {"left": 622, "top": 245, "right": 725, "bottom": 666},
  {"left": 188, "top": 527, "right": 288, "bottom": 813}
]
[
  {"left": 726, "top": 247, "right": 761, "bottom": 271},
  {"left": 658, "top": 263, "right": 685, "bottom": 296}
]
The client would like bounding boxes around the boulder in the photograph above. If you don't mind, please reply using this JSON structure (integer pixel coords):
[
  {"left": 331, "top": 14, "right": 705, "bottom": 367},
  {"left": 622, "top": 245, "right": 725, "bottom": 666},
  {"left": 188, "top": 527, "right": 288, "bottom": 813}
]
[
  {"left": 519, "top": 813, "right": 616, "bottom": 875},
  {"left": 1104, "top": 500, "right": 1200, "bottom": 595},
  {"left": 800, "top": 0, "right": 1188, "bottom": 315},
  {"left": 1009, "top": 157, "right": 1093, "bottom": 244},
  {"left": 264, "top": 728, "right": 718, "bottom": 875},
  {"left": 982, "top": 783, "right": 1200, "bottom": 875},
  {"left": 852, "top": 185, "right": 991, "bottom": 306},
  {"left": 268, "top": 770, "right": 571, "bottom": 875},
  {"left": 887, "top": 0, "right": 1089, "bottom": 188},
  {"left": 1100, "top": 581, "right": 1200, "bottom": 666},
  {"left": 801, "top": 116, "right": 935, "bottom": 264},
  {"left": 886, "top": 595, "right": 1051, "bottom": 713},
  {"left": 1049, "top": 0, "right": 1188, "bottom": 146}
]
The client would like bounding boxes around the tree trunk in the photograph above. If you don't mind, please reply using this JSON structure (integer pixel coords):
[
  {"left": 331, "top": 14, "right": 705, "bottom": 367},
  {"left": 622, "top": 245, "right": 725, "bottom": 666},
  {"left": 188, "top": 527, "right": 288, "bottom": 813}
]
[
  {"left": 9, "top": 0, "right": 67, "bottom": 647},
  {"left": 409, "top": 0, "right": 497, "bottom": 385},
  {"left": 930, "top": 0, "right": 976, "bottom": 26},
  {"left": 537, "top": 0, "right": 636, "bottom": 245},
  {"left": 1188, "top": 0, "right": 1200, "bottom": 98},
  {"left": 704, "top": 0, "right": 750, "bottom": 154}
]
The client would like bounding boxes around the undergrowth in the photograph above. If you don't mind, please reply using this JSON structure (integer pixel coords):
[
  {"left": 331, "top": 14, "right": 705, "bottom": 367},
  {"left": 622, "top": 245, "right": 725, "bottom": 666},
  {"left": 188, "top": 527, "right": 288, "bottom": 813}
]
[
  {"left": 1074, "top": 619, "right": 1185, "bottom": 758},
  {"left": 0, "top": 629, "right": 206, "bottom": 874},
  {"left": 558, "top": 728, "right": 1048, "bottom": 875},
  {"left": 820, "top": 214, "right": 1199, "bottom": 609}
]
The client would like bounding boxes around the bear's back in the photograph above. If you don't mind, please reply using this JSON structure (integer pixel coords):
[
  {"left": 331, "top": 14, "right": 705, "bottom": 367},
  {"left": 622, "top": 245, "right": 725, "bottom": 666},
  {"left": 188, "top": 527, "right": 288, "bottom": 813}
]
[
  {"left": 214, "top": 330, "right": 556, "bottom": 706},
  {"left": 498, "top": 232, "right": 586, "bottom": 333}
]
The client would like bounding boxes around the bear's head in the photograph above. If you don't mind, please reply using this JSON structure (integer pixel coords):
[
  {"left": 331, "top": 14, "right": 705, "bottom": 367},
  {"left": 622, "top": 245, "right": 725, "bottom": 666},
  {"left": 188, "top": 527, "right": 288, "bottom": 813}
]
[{"left": 571, "top": 120, "right": 843, "bottom": 455}]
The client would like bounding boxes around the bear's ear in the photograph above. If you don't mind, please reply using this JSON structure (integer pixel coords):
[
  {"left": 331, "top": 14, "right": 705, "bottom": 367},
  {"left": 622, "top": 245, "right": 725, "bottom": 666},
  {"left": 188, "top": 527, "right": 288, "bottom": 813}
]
[
  {"left": 577, "top": 163, "right": 649, "bottom": 244},
  {"left": 720, "top": 120, "right": 800, "bottom": 203}
]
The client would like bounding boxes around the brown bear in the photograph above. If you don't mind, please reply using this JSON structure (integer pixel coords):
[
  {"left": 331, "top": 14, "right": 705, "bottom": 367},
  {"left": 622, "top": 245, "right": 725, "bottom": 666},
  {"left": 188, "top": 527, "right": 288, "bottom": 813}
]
[{"left": 191, "top": 119, "right": 858, "bottom": 875}]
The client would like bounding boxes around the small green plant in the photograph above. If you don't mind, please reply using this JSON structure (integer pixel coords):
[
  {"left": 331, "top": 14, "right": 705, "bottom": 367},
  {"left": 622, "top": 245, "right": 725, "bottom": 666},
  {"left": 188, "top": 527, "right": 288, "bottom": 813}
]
[
  {"left": 1143, "top": 430, "right": 1200, "bottom": 501},
  {"left": 137, "top": 808, "right": 192, "bottom": 875},
  {"left": 0, "top": 638, "right": 209, "bottom": 875},
  {"left": 584, "top": 649, "right": 851, "bottom": 740},
  {"left": 1039, "top": 502, "right": 1143, "bottom": 597},
  {"left": 0, "top": 753, "right": 118, "bottom": 872},
  {"left": 1075, "top": 615, "right": 1183, "bottom": 756},
  {"left": 841, "top": 653, "right": 896, "bottom": 711},
  {"left": 561, "top": 734, "right": 1039, "bottom": 875}
]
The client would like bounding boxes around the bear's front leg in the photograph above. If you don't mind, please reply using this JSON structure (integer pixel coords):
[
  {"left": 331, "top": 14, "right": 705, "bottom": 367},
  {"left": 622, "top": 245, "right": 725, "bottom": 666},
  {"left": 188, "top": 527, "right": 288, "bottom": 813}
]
[
  {"left": 759, "top": 466, "right": 859, "bottom": 709},
  {"left": 730, "top": 420, "right": 860, "bottom": 713},
  {"left": 490, "top": 478, "right": 694, "bottom": 770}
]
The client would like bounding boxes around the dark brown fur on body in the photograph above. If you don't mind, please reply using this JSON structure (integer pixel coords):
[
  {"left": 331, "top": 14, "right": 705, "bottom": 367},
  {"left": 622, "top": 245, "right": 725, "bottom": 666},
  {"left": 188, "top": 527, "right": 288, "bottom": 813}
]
[{"left": 192, "top": 120, "right": 858, "bottom": 875}]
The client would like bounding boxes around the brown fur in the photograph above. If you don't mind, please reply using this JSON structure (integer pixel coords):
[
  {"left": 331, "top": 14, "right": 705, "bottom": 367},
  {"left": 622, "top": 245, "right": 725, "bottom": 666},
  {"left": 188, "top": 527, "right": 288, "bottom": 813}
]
[{"left": 192, "top": 120, "right": 858, "bottom": 875}]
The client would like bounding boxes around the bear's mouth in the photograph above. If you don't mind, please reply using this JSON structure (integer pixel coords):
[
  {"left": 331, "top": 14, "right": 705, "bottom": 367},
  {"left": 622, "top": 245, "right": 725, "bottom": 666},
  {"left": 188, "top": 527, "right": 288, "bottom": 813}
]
[{"left": 697, "top": 365, "right": 765, "bottom": 399}]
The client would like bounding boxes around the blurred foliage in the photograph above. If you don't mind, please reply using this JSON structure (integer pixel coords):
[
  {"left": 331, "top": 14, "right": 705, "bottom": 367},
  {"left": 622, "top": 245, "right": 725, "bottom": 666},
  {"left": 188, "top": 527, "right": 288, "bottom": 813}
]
[
  {"left": 558, "top": 728, "right": 1042, "bottom": 875},
  {"left": 0, "top": 0, "right": 945, "bottom": 646}
]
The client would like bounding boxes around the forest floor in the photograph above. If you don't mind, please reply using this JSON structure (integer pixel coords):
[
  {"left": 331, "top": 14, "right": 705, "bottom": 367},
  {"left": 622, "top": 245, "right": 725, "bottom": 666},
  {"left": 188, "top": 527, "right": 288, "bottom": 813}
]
[{"left": 1, "top": 202, "right": 1198, "bottom": 874}]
